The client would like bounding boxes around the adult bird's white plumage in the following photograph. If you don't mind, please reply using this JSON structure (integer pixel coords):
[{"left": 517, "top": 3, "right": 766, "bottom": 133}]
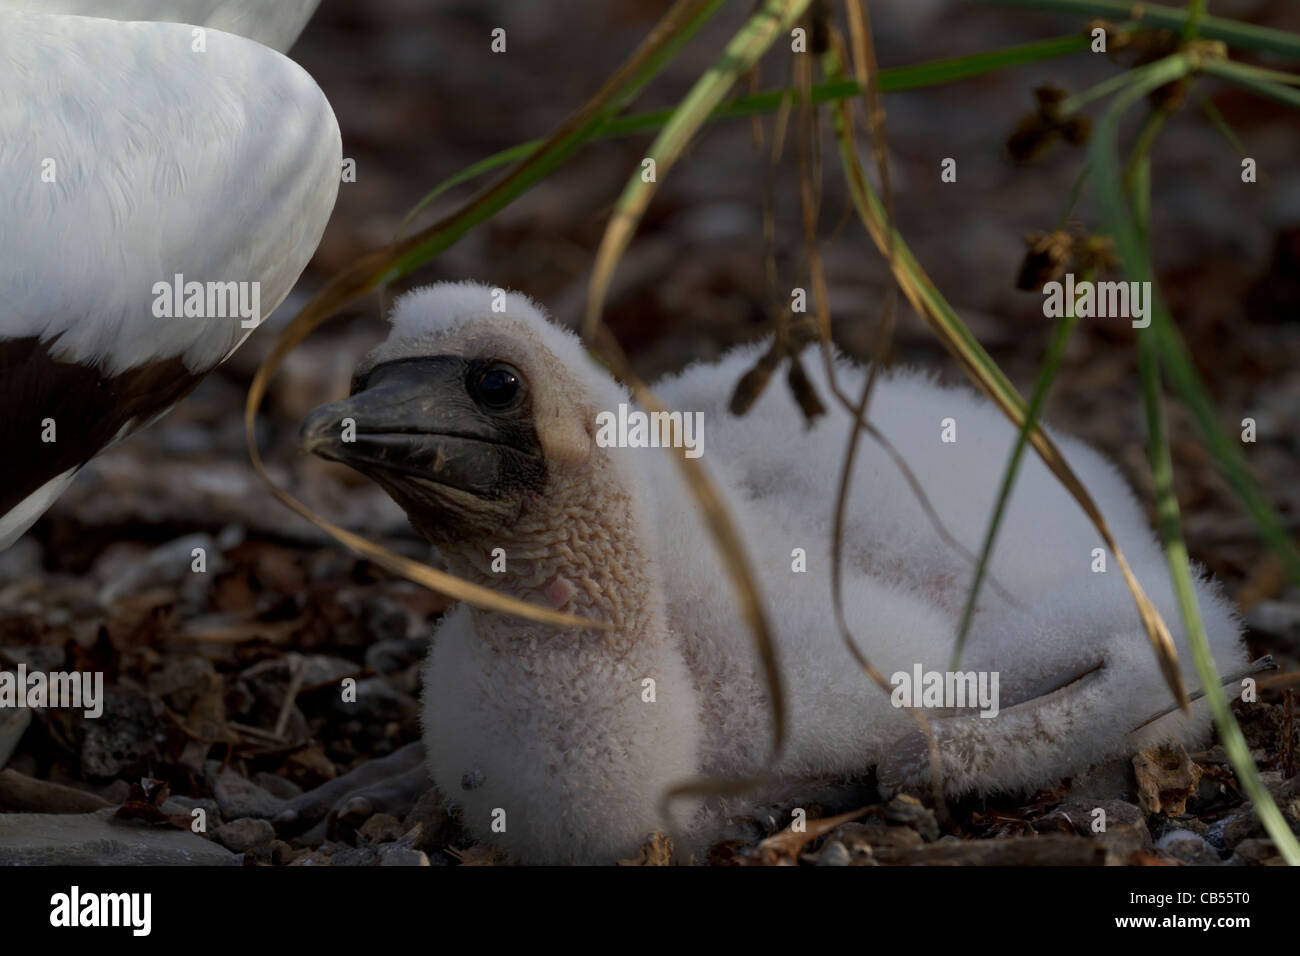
[
  {"left": 0, "top": 7, "right": 340, "bottom": 548},
  {"left": 302, "top": 282, "right": 1248, "bottom": 865},
  {"left": 0, "top": 0, "right": 322, "bottom": 52}
]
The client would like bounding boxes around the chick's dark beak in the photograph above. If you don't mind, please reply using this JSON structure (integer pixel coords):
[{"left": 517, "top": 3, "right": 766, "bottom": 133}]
[{"left": 299, "top": 356, "right": 544, "bottom": 509}]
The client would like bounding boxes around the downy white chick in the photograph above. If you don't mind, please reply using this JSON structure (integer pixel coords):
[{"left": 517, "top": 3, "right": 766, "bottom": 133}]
[{"left": 301, "top": 281, "right": 1248, "bottom": 865}]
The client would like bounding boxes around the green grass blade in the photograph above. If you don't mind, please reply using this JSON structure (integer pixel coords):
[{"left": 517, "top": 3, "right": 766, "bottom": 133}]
[
  {"left": 1090, "top": 58, "right": 1300, "bottom": 865},
  {"left": 978, "top": 0, "right": 1300, "bottom": 58},
  {"left": 386, "top": 0, "right": 728, "bottom": 246},
  {"left": 1182, "top": 0, "right": 1208, "bottom": 43},
  {"left": 585, "top": 0, "right": 813, "bottom": 340},
  {"left": 1106, "top": 62, "right": 1300, "bottom": 586},
  {"left": 380, "top": 0, "right": 729, "bottom": 280},
  {"left": 394, "top": 142, "right": 538, "bottom": 238},
  {"left": 1086, "top": 61, "right": 1300, "bottom": 587},
  {"left": 1197, "top": 93, "right": 1249, "bottom": 157},
  {"left": 1152, "top": 313, "right": 1300, "bottom": 584},
  {"left": 952, "top": 287, "right": 1084, "bottom": 670},
  {"left": 396, "top": 32, "right": 1092, "bottom": 238},
  {"left": 1140, "top": 312, "right": 1300, "bottom": 866},
  {"left": 876, "top": 31, "right": 1090, "bottom": 89},
  {"left": 826, "top": 50, "right": 1190, "bottom": 706},
  {"left": 1201, "top": 59, "right": 1300, "bottom": 110},
  {"left": 1058, "top": 62, "right": 1161, "bottom": 116},
  {"left": 1138, "top": 317, "right": 1298, "bottom": 865},
  {"left": 1202, "top": 59, "right": 1300, "bottom": 87}
]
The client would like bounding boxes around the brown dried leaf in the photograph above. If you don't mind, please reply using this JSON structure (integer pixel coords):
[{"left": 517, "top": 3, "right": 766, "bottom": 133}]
[
  {"left": 617, "top": 831, "right": 674, "bottom": 866},
  {"left": 1016, "top": 230, "right": 1073, "bottom": 291},
  {"left": 756, "top": 805, "right": 871, "bottom": 861},
  {"left": 1134, "top": 742, "right": 1202, "bottom": 815},
  {"left": 447, "top": 845, "right": 506, "bottom": 866},
  {"left": 113, "top": 778, "right": 190, "bottom": 829}
]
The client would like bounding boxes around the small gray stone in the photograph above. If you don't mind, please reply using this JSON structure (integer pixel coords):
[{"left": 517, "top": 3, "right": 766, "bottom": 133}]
[
  {"left": 214, "top": 817, "right": 275, "bottom": 853},
  {"left": 204, "top": 761, "right": 282, "bottom": 819},
  {"left": 1156, "top": 829, "right": 1223, "bottom": 865},
  {"left": 1228, "top": 838, "right": 1284, "bottom": 866},
  {"left": 1035, "top": 799, "right": 1151, "bottom": 860},
  {"left": 252, "top": 772, "right": 303, "bottom": 799},
  {"left": 885, "top": 794, "right": 939, "bottom": 842},
  {"left": 289, "top": 850, "right": 333, "bottom": 866},
  {"left": 330, "top": 677, "right": 413, "bottom": 722},
  {"left": 299, "top": 655, "right": 363, "bottom": 688},
  {"left": 80, "top": 693, "right": 166, "bottom": 777},
  {"left": 99, "top": 533, "right": 221, "bottom": 604},
  {"left": 379, "top": 845, "right": 430, "bottom": 866},
  {"left": 0, "top": 809, "right": 239, "bottom": 865},
  {"left": 329, "top": 846, "right": 379, "bottom": 866},
  {"left": 147, "top": 657, "right": 217, "bottom": 710},
  {"left": 1188, "top": 772, "right": 1226, "bottom": 813},
  {"left": 1216, "top": 803, "right": 1266, "bottom": 851},
  {"left": 161, "top": 795, "right": 221, "bottom": 826},
  {"left": 271, "top": 840, "right": 300, "bottom": 866},
  {"left": 1164, "top": 816, "right": 1210, "bottom": 838},
  {"left": 357, "top": 813, "right": 403, "bottom": 846},
  {"left": 815, "top": 840, "right": 852, "bottom": 866}
]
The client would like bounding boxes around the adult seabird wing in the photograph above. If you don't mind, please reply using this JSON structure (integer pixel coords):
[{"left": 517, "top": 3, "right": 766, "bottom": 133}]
[
  {"left": 0, "top": 11, "right": 341, "bottom": 548},
  {"left": 0, "top": 0, "right": 323, "bottom": 52}
]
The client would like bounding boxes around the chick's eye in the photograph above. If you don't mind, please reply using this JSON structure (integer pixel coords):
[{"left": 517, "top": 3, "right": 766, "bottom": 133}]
[{"left": 470, "top": 363, "right": 523, "bottom": 411}]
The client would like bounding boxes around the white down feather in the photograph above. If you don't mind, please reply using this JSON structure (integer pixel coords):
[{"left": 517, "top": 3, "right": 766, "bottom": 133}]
[
  {"left": 0, "top": 10, "right": 340, "bottom": 374},
  {"left": 0, "top": 0, "right": 321, "bottom": 53}
]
